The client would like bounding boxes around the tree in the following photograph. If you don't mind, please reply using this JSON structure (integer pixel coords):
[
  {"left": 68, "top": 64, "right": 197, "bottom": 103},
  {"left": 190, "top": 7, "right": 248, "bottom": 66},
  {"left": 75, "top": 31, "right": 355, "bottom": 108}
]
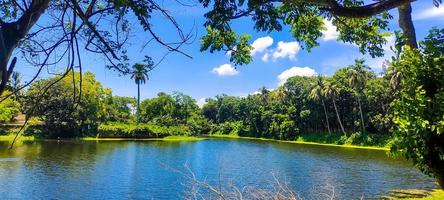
[
  {"left": 309, "top": 75, "right": 331, "bottom": 134},
  {"left": 348, "top": 59, "right": 371, "bottom": 134},
  {"left": 104, "top": 95, "right": 136, "bottom": 122},
  {"left": 324, "top": 80, "right": 346, "bottom": 136},
  {"left": 0, "top": 90, "right": 20, "bottom": 123},
  {"left": 391, "top": 28, "right": 444, "bottom": 189},
  {"left": 0, "top": 0, "right": 193, "bottom": 96},
  {"left": 199, "top": 0, "right": 442, "bottom": 65},
  {"left": 23, "top": 72, "right": 108, "bottom": 137},
  {"left": 139, "top": 92, "right": 202, "bottom": 129},
  {"left": 130, "top": 60, "right": 153, "bottom": 124}
]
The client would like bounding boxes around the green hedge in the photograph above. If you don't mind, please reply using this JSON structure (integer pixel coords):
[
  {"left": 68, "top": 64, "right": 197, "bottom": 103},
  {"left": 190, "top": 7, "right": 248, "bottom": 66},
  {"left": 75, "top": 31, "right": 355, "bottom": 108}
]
[{"left": 97, "top": 123, "right": 192, "bottom": 138}]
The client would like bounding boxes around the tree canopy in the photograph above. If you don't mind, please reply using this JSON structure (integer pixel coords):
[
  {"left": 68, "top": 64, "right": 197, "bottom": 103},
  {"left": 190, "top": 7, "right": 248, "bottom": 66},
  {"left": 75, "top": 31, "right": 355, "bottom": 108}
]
[
  {"left": 199, "top": 0, "right": 441, "bottom": 65},
  {"left": 0, "top": 0, "right": 193, "bottom": 96}
]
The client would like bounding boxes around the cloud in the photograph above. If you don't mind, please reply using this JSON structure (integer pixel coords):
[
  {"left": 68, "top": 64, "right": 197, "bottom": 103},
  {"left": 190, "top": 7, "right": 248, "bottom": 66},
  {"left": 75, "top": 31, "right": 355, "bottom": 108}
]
[
  {"left": 414, "top": 6, "right": 444, "bottom": 20},
  {"left": 212, "top": 64, "right": 239, "bottom": 76},
  {"left": 251, "top": 36, "right": 274, "bottom": 56},
  {"left": 272, "top": 41, "right": 301, "bottom": 61},
  {"left": 277, "top": 66, "right": 317, "bottom": 85},
  {"left": 261, "top": 53, "right": 270, "bottom": 62},
  {"left": 197, "top": 98, "right": 206, "bottom": 108},
  {"left": 321, "top": 19, "right": 339, "bottom": 41}
]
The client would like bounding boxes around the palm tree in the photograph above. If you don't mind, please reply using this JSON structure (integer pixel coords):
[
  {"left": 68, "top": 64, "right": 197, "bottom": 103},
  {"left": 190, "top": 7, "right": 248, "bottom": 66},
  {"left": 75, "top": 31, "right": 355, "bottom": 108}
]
[
  {"left": 324, "top": 81, "right": 346, "bottom": 136},
  {"left": 348, "top": 59, "right": 369, "bottom": 134},
  {"left": 131, "top": 63, "right": 150, "bottom": 124},
  {"left": 309, "top": 75, "right": 331, "bottom": 134}
]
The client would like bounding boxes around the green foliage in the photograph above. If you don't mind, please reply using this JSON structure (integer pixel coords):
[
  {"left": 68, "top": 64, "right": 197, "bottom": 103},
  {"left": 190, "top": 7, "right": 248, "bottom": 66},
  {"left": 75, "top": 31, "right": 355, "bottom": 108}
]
[
  {"left": 199, "top": 0, "right": 395, "bottom": 65},
  {"left": 97, "top": 123, "right": 192, "bottom": 138},
  {"left": 209, "top": 121, "right": 246, "bottom": 136},
  {"left": 202, "top": 60, "right": 395, "bottom": 141},
  {"left": 103, "top": 95, "right": 136, "bottom": 122},
  {"left": 0, "top": 90, "right": 20, "bottom": 123},
  {"left": 295, "top": 132, "right": 391, "bottom": 147},
  {"left": 23, "top": 72, "right": 109, "bottom": 138},
  {"left": 200, "top": 27, "right": 253, "bottom": 65},
  {"left": 140, "top": 92, "right": 201, "bottom": 126},
  {"left": 391, "top": 27, "right": 444, "bottom": 184}
]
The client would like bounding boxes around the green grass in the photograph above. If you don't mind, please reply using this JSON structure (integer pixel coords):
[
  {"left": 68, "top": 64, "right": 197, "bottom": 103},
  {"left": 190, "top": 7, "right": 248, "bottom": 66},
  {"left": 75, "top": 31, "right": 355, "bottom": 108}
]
[
  {"left": 0, "top": 134, "right": 35, "bottom": 142},
  {"left": 412, "top": 190, "right": 444, "bottom": 200},
  {"left": 204, "top": 133, "right": 390, "bottom": 151},
  {"left": 381, "top": 189, "right": 444, "bottom": 200},
  {"left": 81, "top": 135, "right": 204, "bottom": 142},
  {"left": 203, "top": 134, "right": 240, "bottom": 139}
]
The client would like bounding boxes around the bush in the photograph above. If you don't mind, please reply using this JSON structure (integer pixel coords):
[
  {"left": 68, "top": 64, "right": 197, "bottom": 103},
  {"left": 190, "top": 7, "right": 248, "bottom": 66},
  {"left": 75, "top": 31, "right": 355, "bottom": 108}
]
[
  {"left": 23, "top": 125, "right": 45, "bottom": 137},
  {"left": 97, "top": 123, "right": 193, "bottom": 138},
  {"left": 209, "top": 121, "right": 246, "bottom": 135}
]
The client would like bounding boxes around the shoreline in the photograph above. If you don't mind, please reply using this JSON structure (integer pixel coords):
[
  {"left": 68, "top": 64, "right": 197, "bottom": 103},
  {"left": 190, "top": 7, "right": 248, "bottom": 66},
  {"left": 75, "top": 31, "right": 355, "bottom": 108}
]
[
  {"left": 1, "top": 134, "right": 390, "bottom": 150},
  {"left": 81, "top": 136, "right": 204, "bottom": 142},
  {"left": 0, "top": 135, "right": 204, "bottom": 142},
  {"left": 202, "top": 134, "right": 390, "bottom": 151}
]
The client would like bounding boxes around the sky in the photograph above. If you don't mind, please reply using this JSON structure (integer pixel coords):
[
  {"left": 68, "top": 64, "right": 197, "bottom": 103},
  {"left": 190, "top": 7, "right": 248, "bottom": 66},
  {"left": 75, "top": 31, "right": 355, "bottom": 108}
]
[{"left": 13, "top": 1, "right": 444, "bottom": 105}]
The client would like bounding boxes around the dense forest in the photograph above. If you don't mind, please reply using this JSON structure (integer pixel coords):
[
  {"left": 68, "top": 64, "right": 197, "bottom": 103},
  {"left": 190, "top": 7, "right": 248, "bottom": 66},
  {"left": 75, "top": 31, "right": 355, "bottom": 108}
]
[{"left": 1, "top": 58, "right": 394, "bottom": 140}]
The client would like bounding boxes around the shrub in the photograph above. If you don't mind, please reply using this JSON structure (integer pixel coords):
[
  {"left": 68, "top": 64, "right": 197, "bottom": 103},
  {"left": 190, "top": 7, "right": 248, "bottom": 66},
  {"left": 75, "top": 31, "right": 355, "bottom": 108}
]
[{"left": 97, "top": 123, "right": 193, "bottom": 138}]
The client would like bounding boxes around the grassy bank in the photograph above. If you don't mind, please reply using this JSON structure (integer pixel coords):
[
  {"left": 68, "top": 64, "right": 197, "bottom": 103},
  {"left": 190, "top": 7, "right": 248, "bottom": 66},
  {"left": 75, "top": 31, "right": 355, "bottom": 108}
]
[
  {"left": 382, "top": 189, "right": 444, "bottom": 200},
  {"left": 410, "top": 190, "right": 444, "bottom": 200},
  {"left": 204, "top": 133, "right": 391, "bottom": 151},
  {"left": 0, "top": 134, "right": 35, "bottom": 142},
  {"left": 81, "top": 136, "right": 204, "bottom": 142}
]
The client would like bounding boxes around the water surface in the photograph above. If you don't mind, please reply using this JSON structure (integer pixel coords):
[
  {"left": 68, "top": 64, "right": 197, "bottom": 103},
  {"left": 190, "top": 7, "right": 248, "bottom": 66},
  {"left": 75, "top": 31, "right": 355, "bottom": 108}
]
[{"left": 0, "top": 139, "right": 436, "bottom": 199}]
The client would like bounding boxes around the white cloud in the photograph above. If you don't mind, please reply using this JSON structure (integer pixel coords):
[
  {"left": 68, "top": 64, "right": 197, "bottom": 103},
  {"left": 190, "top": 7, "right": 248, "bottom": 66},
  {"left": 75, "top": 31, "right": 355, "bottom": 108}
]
[
  {"left": 272, "top": 41, "right": 300, "bottom": 61},
  {"left": 197, "top": 98, "right": 206, "bottom": 108},
  {"left": 277, "top": 66, "right": 317, "bottom": 85},
  {"left": 414, "top": 6, "right": 444, "bottom": 20},
  {"left": 322, "top": 19, "right": 339, "bottom": 41},
  {"left": 251, "top": 36, "right": 274, "bottom": 56},
  {"left": 212, "top": 64, "right": 239, "bottom": 76},
  {"left": 261, "top": 53, "right": 270, "bottom": 62}
]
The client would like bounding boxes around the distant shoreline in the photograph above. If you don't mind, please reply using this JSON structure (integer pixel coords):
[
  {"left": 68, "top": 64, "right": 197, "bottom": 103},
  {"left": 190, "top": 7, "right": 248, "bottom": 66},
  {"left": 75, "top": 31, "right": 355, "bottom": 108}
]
[{"left": 1, "top": 133, "right": 389, "bottom": 151}]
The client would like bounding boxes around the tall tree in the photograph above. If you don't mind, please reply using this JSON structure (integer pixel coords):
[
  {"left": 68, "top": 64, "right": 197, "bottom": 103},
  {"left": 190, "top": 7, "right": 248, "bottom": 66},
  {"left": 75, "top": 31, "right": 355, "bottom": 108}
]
[
  {"left": 309, "top": 75, "right": 331, "bottom": 134},
  {"left": 348, "top": 59, "right": 370, "bottom": 134},
  {"left": 391, "top": 28, "right": 444, "bottom": 189},
  {"left": 324, "top": 81, "right": 346, "bottom": 136},
  {"left": 131, "top": 60, "right": 153, "bottom": 124},
  {"left": 23, "top": 72, "right": 107, "bottom": 138}
]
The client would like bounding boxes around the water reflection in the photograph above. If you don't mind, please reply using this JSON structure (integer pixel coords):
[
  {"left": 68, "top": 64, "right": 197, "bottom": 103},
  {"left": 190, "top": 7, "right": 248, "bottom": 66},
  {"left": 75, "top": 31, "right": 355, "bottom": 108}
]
[{"left": 0, "top": 139, "right": 436, "bottom": 199}]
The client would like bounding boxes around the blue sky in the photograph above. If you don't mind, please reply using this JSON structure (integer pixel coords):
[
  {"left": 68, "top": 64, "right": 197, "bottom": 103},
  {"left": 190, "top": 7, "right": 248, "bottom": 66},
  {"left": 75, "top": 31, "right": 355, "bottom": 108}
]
[{"left": 14, "top": 1, "right": 444, "bottom": 105}]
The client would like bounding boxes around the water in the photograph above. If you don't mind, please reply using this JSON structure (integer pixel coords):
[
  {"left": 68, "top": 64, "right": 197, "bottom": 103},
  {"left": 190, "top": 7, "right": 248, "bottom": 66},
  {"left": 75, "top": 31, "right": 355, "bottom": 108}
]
[{"left": 0, "top": 139, "right": 436, "bottom": 199}]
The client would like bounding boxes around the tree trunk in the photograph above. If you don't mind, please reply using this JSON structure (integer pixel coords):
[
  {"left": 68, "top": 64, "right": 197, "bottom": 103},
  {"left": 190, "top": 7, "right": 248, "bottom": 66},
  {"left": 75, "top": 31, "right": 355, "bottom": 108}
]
[
  {"left": 137, "top": 83, "right": 140, "bottom": 125},
  {"left": 333, "top": 99, "right": 346, "bottom": 136},
  {"left": 398, "top": 3, "right": 418, "bottom": 49},
  {"left": 357, "top": 96, "right": 365, "bottom": 134},
  {"left": 0, "top": 28, "right": 16, "bottom": 96},
  {"left": 322, "top": 99, "right": 331, "bottom": 134},
  {"left": 0, "top": 0, "right": 51, "bottom": 96}
]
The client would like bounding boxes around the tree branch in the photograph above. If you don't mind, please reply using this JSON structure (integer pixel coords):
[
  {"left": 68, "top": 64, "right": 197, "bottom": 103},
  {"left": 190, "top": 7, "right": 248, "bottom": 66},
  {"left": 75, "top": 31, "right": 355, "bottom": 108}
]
[{"left": 323, "top": 0, "right": 415, "bottom": 18}]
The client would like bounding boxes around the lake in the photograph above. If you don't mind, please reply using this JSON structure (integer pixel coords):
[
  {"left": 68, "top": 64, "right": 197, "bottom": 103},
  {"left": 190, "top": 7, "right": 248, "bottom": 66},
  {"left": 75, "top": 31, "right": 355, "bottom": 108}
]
[{"left": 0, "top": 138, "right": 436, "bottom": 199}]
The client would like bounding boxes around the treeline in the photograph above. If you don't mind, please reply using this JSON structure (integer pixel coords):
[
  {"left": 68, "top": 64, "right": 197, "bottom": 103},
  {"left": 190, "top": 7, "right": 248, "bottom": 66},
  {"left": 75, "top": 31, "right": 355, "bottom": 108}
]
[
  {"left": 0, "top": 59, "right": 394, "bottom": 141},
  {"left": 0, "top": 28, "right": 440, "bottom": 143},
  {"left": 0, "top": 72, "right": 209, "bottom": 138},
  {"left": 202, "top": 59, "right": 394, "bottom": 140}
]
